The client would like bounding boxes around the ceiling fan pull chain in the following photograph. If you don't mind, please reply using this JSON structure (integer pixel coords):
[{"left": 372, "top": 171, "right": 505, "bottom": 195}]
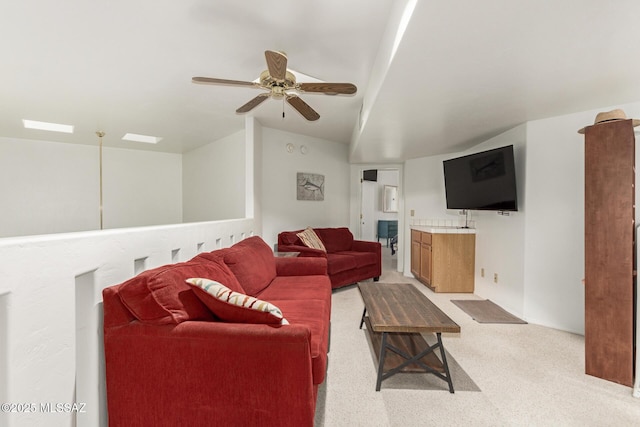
[{"left": 282, "top": 97, "right": 285, "bottom": 119}]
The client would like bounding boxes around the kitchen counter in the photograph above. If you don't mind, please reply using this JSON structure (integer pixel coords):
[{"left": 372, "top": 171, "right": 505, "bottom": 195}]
[{"left": 410, "top": 226, "right": 476, "bottom": 234}]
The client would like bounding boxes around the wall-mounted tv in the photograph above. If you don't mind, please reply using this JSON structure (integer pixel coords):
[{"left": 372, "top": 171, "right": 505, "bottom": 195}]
[
  {"left": 363, "top": 169, "right": 378, "bottom": 182},
  {"left": 443, "top": 145, "right": 518, "bottom": 211}
]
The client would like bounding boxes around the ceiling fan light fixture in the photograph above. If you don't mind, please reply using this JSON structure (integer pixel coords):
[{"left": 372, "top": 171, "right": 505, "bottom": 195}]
[
  {"left": 122, "top": 133, "right": 162, "bottom": 144},
  {"left": 23, "top": 119, "right": 74, "bottom": 134},
  {"left": 194, "top": 49, "right": 356, "bottom": 121}
]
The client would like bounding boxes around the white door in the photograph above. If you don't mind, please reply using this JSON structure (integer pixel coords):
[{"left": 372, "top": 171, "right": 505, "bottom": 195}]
[{"left": 360, "top": 180, "right": 376, "bottom": 241}]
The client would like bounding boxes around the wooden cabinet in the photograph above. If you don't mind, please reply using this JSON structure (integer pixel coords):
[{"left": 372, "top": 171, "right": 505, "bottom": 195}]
[
  {"left": 419, "top": 232, "right": 432, "bottom": 285},
  {"left": 410, "top": 229, "right": 475, "bottom": 293},
  {"left": 410, "top": 230, "right": 421, "bottom": 277},
  {"left": 584, "top": 119, "right": 635, "bottom": 387}
]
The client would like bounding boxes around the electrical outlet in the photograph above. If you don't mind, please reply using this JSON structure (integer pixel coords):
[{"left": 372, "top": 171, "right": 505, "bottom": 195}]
[
  {"left": 494, "top": 273, "right": 498, "bottom": 284},
  {"left": 481, "top": 268, "right": 484, "bottom": 277},
  {"left": 410, "top": 209, "right": 415, "bottom": 217}
]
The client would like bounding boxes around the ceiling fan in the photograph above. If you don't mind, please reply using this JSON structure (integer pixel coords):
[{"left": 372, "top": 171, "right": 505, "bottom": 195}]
[{"left": 192, "top": 50, "right": 357, "bottom": 121}]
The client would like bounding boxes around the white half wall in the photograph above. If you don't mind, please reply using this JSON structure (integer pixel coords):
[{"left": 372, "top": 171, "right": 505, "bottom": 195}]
[
  {"left": 0, "top": 219, "right": 256, "bottom": 427},
  {"left": 261, "top": 128, "right": 350, "bottom": 247},
  {"left": 182, "top": 130, "right": 246, "bottom": 222}
]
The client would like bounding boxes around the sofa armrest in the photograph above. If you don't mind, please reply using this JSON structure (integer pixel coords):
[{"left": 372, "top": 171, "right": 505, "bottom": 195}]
[
  {"left": 104, "top": 321, "right": 317, "bottom": 427},
  {"left": 351, "top": 239, "right": 382, "bottom": 253},
  {"left": 275, "top": 256, "right": 328, "bottom": 276},
  {"left": 277, "top": 244, "right": 327, "bottom": 258}
]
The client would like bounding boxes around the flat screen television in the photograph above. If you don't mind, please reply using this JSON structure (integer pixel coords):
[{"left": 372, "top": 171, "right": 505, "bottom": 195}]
[
  {"left": 363, "top": 169, "right": 378, "bottom": 182},
  {"left": 443, "top": 145, "right": 518, "bottom": 211}
]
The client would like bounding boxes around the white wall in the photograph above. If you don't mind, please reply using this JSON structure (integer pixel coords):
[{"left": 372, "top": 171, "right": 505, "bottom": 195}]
[
  {"left": 246, "top": 118, "right": 263, "bottom": 224},
  {"left": 403, "top": 154, "right": 450, "bottom": 220},
  {"left": 103, "top": 147, "right": 182, "bottom": 229},
  {"left": 0, "top": 137, "right": 99, "bottom": 237},
  {"left": 403, "top": 125, "right": 527, "bottom": 317},
  {"left": 0, "top": 137, "right": 185, "bottom": 237},
  {"left": 523, "top": 114, "right": 585, "bottom": 332},
  {"left": 403, "top": 101, "right": 640, "bottom": 335},
  {"left": 461, "top": 126, "right": 527, "bottom": 317},
  {"left": 0, "top": 119, "right": 264, "bottom": 426},
  {"left": 182, "top": 130, "right": 246, "bottom": 222},
  {"left": 261, "top": 128, "right": 350, "bottom": 247},
  {"left": 522, "top": 101, "right": 640, "bottom": 333}
]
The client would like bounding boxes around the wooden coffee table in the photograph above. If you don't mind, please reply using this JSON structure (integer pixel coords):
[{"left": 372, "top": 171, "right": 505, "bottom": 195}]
[{"left": 358, "top": 282, "right": 460, "bottom": 392}]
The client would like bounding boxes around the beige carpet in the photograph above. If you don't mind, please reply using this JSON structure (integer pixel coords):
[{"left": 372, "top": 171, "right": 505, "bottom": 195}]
[
  {"left": 313, "top": 249, "right": 640, "bottom": 426},
  {"left": 362, "top": 332, "right": 481, "bottom": 392},
  {"left": 451, "top": 299, "right": 527, "bottom": 324}
]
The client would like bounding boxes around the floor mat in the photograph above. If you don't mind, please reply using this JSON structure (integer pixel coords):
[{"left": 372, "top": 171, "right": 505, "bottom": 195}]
[{"left": 451, "top": 299, "right": 527, "bottom": 324}]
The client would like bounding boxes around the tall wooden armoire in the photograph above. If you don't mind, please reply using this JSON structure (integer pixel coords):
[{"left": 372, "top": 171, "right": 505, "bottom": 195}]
[{"left": 584, "top": 118, "right": 635, "bottom": 386}]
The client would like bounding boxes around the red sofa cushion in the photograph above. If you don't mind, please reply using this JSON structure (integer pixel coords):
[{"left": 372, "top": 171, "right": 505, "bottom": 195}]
[
  {"left": 186, "top": 278, "right": 285, "bottom": 325},
  {"left": 190, "top": 250, "right": 244, "bottom": 293},
  {"left": 278, "top": 230, "right": 303, "bottom": 246},
  {"left": 272, "top": 298, "right": 330, "bottom": 384},
  {"left": 335, "top": 251, "right": 378, "bottom": 268},
  {"left": 223, "top": 236, "right": 277, "bottom": 296},
  {"left": 274, "top": 256, "right": 328, "bottom": 277},
  {"left": 259, "top": 275, "right": 332, "bottom": 308},
  {"left": 326, "top": 253, "right": 357, "bottom": 275},
  {"left": 118, "top": 260, "right": 240, "bottom": 325},
  {"left": 314, "top": 227, "right": 354, "bottom": 253}
]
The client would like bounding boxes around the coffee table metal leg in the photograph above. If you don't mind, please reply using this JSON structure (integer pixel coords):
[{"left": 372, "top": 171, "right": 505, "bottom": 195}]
[
  {"left": 437, "top": 333, "right": 455, "bottom": 393},
  {"left": 376, "top": 332, "right": 388, "bottom": 391},
  {"left": 359, "top": 307, "right": 367, "bottom": 329}
]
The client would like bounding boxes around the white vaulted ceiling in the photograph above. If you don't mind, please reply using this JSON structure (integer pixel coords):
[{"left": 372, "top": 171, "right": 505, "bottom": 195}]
[{"left": 2, "top": 0, "right": 640, "bottom": 162}]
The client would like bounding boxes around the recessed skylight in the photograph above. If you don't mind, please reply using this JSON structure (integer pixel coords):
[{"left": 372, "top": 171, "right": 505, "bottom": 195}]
[
  {"left": 122, "top": 133, "right": 162, "bottom": 144},
  {"left": 23, "top": 119, "right": 74, "bottom": 134}
]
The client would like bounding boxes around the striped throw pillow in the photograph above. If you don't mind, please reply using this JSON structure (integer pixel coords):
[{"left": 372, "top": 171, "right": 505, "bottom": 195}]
[
  {"left": 296, "top": 227, "right": 327, "bottom": 252},
  {"left": 186, "top": 278, "right": 288, "bottom": 325}
]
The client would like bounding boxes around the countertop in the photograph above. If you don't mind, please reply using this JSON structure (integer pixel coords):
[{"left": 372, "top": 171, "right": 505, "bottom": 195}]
[{"left": 411, "top": 226, "right": 476, "bottom": 234}]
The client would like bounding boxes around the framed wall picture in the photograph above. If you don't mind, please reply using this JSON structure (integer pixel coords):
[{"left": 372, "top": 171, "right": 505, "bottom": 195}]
[{"left": 297, "top": 172, "right": 324, "bottom": 201}]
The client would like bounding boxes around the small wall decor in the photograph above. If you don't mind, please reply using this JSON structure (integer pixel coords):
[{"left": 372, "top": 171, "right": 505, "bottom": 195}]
[
  {"left": 383, "top": 185, "right": 398, "bottom": 212},
  {"left": 297, "top": 172, "right": 324, "bottom": 201}
]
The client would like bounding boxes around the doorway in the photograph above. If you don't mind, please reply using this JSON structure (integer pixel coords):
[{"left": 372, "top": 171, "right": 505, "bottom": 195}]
[
  {"left": 361, "top": 179, "right": 376, "bottom": 241},
  {"left": 359, "top": 168, "right": 401, "bottom": 271}
]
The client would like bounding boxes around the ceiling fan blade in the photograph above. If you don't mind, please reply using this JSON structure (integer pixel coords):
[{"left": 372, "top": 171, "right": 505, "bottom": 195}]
[
  {"left": 192, "top": 76, "right": 257, "bottom": 87},
  {"left": 236, "top": 93, "right": 270, "bottom": 113},
  {"left": 286, "top": 94, "right": 320, "bottom": 121},
  {"left": 265, "top": 50, "right": 288, "bottom": 81},
  {"left": 297, "top": 82, "right": 357, "bottom": 95}
]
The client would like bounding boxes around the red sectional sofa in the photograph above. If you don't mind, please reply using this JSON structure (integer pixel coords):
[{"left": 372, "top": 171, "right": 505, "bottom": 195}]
[
  {"left": 277, "top": 227, "right": 381, "bottom": 289},
  {"left": 102, "top": 236, "right": 332, "bottom": 427}
]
